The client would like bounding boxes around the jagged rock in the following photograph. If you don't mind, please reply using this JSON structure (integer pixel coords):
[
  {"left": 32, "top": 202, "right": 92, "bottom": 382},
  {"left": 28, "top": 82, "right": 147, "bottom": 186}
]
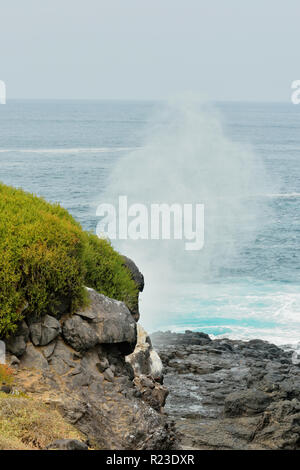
[
  {"left": 46, "top": 439, "right": 88, "bottom": 450},
  {"left": 126, "top": 325, "right": 167, "bottom": 412},
  {"left": 29, "top": 314, "right": 61, "bottom": 346},
  {"left": 126, "top": 324, "right": 163, "bottom": 381},
  {"left": 134, "top": 375, "right": 169, "bottom": 411},
  {"left": 6, "top": 321, "right": 29, "bottom": 357}
]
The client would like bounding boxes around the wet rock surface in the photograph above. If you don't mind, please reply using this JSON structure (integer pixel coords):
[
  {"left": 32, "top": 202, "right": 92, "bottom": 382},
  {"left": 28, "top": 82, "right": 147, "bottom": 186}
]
[{"left": 151, "top": 330, "right": 300, "bottom": 450}]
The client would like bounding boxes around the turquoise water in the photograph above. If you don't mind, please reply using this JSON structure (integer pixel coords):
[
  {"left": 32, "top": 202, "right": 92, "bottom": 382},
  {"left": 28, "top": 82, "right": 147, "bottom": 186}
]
[{"left": 0, "top": 100, "right": 299, "bottom": 344}]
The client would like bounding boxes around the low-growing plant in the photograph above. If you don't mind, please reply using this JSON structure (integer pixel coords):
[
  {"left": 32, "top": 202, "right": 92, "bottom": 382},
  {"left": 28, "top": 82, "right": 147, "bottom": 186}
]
[
  {"left": 0, "top": 364, "right": 14, "bottom": 386},
  {"left": 0, "top": 183, "right": 138, "bottom": 337}
]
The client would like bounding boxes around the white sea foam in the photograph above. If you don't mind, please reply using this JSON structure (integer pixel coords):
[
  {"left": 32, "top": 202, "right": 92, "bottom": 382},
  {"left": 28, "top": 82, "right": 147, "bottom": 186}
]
[{"left": 146, "top": 284, "right": 300, "bottom": 345}]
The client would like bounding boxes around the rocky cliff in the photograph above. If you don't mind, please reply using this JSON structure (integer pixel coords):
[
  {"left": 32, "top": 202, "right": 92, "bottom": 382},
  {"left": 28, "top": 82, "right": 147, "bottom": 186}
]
[{"left": 1, "top": 261, "right": 177, "bottom": 450}]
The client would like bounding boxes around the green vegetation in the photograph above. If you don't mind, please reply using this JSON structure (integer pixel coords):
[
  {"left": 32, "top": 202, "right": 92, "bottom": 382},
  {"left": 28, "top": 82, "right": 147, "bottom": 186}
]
[
  {"left": 83, "top": 233, "right": 137, "bottom": 312},
  {"left": 0, "top": 183, "right": 138, "bottom": 337},
  {"left": 0, "top": 364, "right": 14, "bottom": 386}
]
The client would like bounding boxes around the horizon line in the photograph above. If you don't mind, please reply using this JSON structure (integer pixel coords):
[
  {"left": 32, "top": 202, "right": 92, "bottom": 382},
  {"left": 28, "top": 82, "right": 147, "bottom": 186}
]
[{"left": 2, "top": 98, "right": 292, "bottom": 105}]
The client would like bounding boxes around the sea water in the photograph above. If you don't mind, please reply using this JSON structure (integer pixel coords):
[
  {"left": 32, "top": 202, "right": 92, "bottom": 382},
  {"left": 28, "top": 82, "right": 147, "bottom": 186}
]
[{"left": 0, "top": 99, "right": 299, "bottom": 344}]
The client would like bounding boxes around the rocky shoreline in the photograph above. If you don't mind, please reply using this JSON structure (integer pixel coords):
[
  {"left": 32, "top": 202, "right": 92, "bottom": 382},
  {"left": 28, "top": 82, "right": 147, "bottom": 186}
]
[{"left": 151, "top": 330, "right": 300, "bottom": 450}]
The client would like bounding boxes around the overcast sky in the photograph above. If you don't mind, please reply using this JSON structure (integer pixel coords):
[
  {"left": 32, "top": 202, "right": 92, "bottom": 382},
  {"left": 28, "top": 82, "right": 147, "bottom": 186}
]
[{"left": 1, "top": 0, "right": 299, "bottom": 101}]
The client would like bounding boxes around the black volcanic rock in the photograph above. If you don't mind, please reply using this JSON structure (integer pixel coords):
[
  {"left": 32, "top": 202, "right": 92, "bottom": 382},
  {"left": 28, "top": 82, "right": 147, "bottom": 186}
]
[{"left": 151, "top": 330, "right": 300, "bottom": 450}]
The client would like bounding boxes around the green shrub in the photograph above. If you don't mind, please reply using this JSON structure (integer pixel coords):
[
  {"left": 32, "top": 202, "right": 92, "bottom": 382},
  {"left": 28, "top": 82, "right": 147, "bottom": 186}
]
[
  {"left": 83, "top": 233, "right": 138, "bottom": 312},
  {"left": 0, "top": 183, "right": 138, "bottom": 337}
]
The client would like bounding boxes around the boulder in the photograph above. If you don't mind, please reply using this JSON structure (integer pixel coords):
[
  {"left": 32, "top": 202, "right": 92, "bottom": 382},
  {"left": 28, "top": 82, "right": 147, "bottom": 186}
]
[
  {"left": 72, "top": 289, "right": 137, "bottom": 353},
  {"left": 29, "top": 314, "right": 61, "bottom": 346},
  {"left": 6, "top": 335, "right": 27, "bottom": 357},
  {"left": 62, "top": 315, "right": 98, "bottom": 352},
  {"left": 90, "top": 293, "right": 136, "bottom": 346},
  {"left": 6, "top": 321, "right": 29, "bottom": 357}
]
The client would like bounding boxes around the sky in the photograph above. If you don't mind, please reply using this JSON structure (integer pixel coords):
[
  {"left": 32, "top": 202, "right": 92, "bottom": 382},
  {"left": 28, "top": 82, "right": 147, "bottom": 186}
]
[{"left": 1, "top": 0, "right": 299, "bottom": 101}]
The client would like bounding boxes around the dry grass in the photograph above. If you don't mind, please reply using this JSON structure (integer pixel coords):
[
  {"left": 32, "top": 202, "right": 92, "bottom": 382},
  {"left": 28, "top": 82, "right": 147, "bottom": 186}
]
[{"left": 0, "top": 392, "right": 85, "bottom": 450}]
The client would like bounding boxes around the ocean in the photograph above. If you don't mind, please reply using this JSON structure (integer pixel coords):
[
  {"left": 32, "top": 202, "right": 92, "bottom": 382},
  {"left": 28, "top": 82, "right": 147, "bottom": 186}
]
[{"left": 0, "top": 99, "right": 299, "bottom": 345}]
